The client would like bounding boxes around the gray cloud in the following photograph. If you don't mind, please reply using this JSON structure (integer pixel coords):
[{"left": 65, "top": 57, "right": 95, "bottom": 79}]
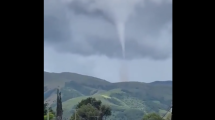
[
  {"left": 44, "top": 0, "right": 172, "bottom": 60},
  {"left": 44, "top": 45, "right": 172, "bottom": 82}
]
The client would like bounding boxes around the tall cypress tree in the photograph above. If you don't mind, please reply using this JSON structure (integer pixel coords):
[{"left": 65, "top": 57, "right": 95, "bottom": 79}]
[{"left": 56, "top": 89, "right": 63, "bottom": 120}]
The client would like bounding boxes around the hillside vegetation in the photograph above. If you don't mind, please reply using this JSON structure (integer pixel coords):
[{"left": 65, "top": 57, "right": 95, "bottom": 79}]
[{"left": 44, "top": 71, "right": 172, "bottom": 120}]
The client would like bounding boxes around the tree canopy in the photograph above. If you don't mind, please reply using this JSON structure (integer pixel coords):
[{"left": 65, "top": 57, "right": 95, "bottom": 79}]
[
  {"left": 71, "top": 104, "right": 99, "bottom": 120},
  {"left": 76, "top": 97, "right": 102, "bottom": 110},
  {"left": 44, "top": 103, "right": 55, "bottom": 120},
  {"left": 44, "top": 112, "right": 55, "bottom": 120},
  {"left": 71, "top": 97, "right": 111, "bottom": 120}
]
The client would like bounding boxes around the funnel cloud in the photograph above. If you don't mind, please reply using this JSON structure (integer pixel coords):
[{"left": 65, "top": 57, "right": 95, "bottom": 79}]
[
  {"left": 44, "top": 0, "right": 172, "bottom": 60},
  {"left": 120, "top": 62, "right": 129, "bottom": 82},
  {"left": 44, "top": 0, "right": 172, "bottom": 82}
]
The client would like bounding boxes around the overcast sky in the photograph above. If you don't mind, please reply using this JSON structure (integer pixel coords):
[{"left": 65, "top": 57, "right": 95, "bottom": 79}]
[{"left": 44, "top": 0, "right": 172, "bottom": 83}]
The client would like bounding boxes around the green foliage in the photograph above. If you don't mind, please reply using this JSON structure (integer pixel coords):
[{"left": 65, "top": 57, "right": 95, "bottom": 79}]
[
  {"left": 76, "top": 97, "right": 102, "bottom": 110},
  {"left": 44, "top": 103, "right": 55, "bottom": 120},
  {"left": 70, "top": 104, "right": 99, "bottom": 120},
  {"left": 71, "top": 97, "right": 111, "bottom": 120},
  {"left": 44, "top": 72, "right": 172, "bottom": 120},
  {"left": 44, "top": 103, "right": 48, "bottom": 115},
  {"left": 44, "top": 103, "right": 55, "bottom": 115},
  {"left": 44, "top": 112, "right": 55, "bottom": 120},
  {"left": 49, "top": 107, "right": 55, "bottom": 115},
  {"left": 143, "top": 113, "right": 164, "bottom": 120},
  {"left": 107, "top": 98, "right": 123, "bottom": 106},
  {"left": 114, "top": 109, "right": 144, "bottom": 120},
  {"left": 100, "top": 104, "right": 111, "bottom": 119},
  {"left": 164, "top": 112, "right": 171, "bottom": 120},
  {"left": 61, "top": 87, "right": 83, "bottom": 102}
]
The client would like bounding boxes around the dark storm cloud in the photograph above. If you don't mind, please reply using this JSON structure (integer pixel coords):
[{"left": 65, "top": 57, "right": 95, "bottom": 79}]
[
  {"left": 44, "top": 0, "right": 172, "bottom": 60},
  {"left": 44, "top": 1, "right": 72, "bottom": 43}
]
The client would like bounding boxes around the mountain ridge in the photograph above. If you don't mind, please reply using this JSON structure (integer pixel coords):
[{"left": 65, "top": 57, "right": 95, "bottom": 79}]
[
  {"left": 44, "top": 71, "right": 172, "bottom": 84},
  {"left": 44, "top": 71, "right": 172, "bottom": 120}
]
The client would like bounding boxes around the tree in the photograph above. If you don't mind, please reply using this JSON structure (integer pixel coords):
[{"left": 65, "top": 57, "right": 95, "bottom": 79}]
[
  {"left": 100, "top": 105, "right": 111, "bottom": 120},
  {"left": 143, "top": 113, "right": 164, "bottom": 120},
  {"left": 44, "top": 103, "right": 55, "bottom": 120},
  {"left": 44, "top": 103, "right": 55, "bottom": 115},
  {"left": 72, "top": 97, "right": 111, "bottom": 120},
  {"left": 49, "top": 107, "right": 55, "bottom": 115},
  {"left": 71, "top": 104, "right": 99, "bottom": 120},
  {"left": 44, "top": 112, "right": 55, "bottom": 120},
  {"left": 44, "top": 103, "right": 48, "bottom": 115},
  {"left": 76, "top": 97, "right": 101, "bottom": 110},
  {"left": 56, "top": 89, "right": 63, "bottom": 120}
]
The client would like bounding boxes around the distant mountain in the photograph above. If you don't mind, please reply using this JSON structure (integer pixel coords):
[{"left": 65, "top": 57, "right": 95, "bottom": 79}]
[
  {"left": 44, "top": 71, "right": 172, "bottom": 120},
  {"left": 149, "top": 81, "right": 172, "bottom": 86}
]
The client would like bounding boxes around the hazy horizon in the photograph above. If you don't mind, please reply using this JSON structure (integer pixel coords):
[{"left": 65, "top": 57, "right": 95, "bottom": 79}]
[{"left": 44, "top": 70, "right": 172, "bottom": 83}]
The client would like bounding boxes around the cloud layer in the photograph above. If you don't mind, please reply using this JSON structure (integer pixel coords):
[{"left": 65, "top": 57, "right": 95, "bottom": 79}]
[
  {"left": 44, "top": 0, "right": 172, "bottom": 60},
  {"left": 44, "top": 45, "right": 172, "bottom": 82}
]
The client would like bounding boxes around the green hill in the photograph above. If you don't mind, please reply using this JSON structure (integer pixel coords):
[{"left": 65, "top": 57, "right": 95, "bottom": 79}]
[{"left": 44, "top": 71, "right": 172, "bottom": 120}]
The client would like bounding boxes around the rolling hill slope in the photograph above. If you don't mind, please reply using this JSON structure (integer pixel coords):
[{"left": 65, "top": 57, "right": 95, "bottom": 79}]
[{"left": 44, "top": 71, "right": 172, "bottom": 120}]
